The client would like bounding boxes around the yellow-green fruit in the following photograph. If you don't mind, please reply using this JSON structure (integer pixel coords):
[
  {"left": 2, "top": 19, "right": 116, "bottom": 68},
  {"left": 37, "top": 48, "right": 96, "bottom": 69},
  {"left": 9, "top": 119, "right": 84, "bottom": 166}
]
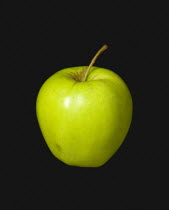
[{"left": 36, "top": 66, "right": 132, "bottom": 167}]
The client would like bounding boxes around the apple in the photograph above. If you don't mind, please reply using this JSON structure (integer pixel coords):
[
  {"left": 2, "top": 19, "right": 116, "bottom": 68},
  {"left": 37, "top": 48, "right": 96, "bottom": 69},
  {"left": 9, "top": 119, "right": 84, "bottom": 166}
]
[{"left": 36, "top": 45, "right": 133, "bottom": 167}]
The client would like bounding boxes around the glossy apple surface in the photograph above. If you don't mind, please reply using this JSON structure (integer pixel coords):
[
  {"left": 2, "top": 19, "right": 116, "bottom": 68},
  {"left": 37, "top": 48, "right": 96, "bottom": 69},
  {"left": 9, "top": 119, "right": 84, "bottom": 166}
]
[{"left": 36, "top": 66, "right": 132, "bottom": 167}]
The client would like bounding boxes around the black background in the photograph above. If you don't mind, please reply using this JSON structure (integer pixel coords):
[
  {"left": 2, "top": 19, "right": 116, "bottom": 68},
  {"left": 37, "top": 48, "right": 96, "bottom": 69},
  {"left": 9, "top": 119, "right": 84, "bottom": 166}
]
[{"left": 2, "top": 1, "right": 169, "bottom": 209}]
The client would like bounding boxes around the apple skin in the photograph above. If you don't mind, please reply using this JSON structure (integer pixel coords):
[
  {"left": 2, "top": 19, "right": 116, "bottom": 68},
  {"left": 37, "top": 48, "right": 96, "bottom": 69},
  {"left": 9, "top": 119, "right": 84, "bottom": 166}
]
[{"left": 36, "top": 66, "right": 132, "bottom": 167}]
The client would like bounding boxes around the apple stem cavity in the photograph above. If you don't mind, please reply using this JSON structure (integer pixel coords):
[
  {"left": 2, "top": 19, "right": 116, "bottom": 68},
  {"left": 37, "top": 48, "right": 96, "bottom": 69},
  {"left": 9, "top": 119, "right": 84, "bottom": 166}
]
[{"left": 81, "top": 44, "right": 108, "bottom": 82}]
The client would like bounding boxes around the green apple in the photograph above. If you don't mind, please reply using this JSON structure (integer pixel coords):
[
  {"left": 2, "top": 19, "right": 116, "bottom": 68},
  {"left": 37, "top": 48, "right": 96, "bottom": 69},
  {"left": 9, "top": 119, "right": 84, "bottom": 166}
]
[{"left": 36, "top": 45, "right": 133, "bottom": 167}]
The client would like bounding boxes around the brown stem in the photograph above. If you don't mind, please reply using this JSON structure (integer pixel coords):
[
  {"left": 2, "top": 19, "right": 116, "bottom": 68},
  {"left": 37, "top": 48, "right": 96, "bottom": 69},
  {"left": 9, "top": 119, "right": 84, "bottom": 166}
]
[{"left": 81, "top": 44, "right": 108, "bottom": 82}]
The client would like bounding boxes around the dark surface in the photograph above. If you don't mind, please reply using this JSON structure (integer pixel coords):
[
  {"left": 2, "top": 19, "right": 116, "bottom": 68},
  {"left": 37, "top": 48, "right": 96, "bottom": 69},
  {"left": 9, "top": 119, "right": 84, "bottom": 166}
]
[{"left": 2, "top": 1, "right": 169, "bottom": 209}]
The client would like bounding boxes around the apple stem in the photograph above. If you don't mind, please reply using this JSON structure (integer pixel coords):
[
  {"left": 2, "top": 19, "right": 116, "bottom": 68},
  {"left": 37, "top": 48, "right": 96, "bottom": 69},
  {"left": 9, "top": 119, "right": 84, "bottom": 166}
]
[{"left": 81, "top": 44, "right": 108, "bottom": 82}]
